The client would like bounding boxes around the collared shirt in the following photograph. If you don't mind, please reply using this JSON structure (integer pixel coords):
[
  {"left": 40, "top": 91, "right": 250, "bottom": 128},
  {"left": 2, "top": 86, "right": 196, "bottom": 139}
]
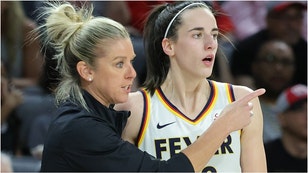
[{"left": 40, "top": 90, "right": 193, "bottom": 172}]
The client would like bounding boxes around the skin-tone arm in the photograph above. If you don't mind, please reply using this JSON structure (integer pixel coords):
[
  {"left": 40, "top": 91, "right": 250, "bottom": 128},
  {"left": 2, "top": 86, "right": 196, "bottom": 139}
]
[
  {"left": 116, "top": 88, "right": 266, "bottom": 172},
  {"left": 118, "top": 91, "right": 143, "bottom": 144},
  {"left": 234, "top": 86, "right": 267, "bottom": 172}
]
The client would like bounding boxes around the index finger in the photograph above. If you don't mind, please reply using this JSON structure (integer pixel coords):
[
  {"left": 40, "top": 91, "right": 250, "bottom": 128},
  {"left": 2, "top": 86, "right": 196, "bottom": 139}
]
[{"left": 237, "top": 88, "right": 266, "bottom": 105}]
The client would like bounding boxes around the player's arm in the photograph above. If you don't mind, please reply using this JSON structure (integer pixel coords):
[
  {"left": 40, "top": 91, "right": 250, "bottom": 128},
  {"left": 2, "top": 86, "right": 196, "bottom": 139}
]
[
  {"left": 234, "top": 85, "right": 267, "bottom": 172},
  {"left": 115, "top": 91, "right": 144, "bottom": 145},
  {"left": 181, "top": 88, "right": 266, "bottom": 172}
]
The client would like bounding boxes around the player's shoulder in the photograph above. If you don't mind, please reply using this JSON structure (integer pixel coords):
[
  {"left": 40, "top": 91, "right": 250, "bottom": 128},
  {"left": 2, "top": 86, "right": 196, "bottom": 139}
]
[
  {"left": 128, "top": 90, "right": 144, "bottom": 104},
  {"left": 114, "top": 91, "right": 144, "bottom": 111},
  {"left": 209, "top": 80, "right": 252, "bottom": 98},
  {"left": 231, "top": 85, "right": 254, "bottom": 100}
]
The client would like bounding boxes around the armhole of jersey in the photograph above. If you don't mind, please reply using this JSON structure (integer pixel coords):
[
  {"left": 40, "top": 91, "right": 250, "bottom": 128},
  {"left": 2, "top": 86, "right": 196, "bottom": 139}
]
[
  {"left": 136, "top": 89, "right": 150, "bottom": 147},
  {"left": 225, "top": 83, "right": 242, "bottom": 135},
  {"left": 226, "top": 83, "right": 235, "bottom": 103}
]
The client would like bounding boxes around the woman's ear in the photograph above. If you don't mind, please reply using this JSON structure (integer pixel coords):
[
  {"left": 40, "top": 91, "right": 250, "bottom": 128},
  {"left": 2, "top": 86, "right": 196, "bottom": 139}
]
[
  {"left": 162, "top": 38, "right": 175, "bottom": 56},
  {"left": 76, "top": 61, "right": 94, "bottom": 82}
]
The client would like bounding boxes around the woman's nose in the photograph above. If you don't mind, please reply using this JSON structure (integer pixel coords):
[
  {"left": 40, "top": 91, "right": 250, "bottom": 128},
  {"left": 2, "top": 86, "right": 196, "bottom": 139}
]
[
  {"left": 126, "top": 64, "right": 137, "bottom": 80},
  {"left": 204, "top": 35, "right": 217, "bottom": 50}
]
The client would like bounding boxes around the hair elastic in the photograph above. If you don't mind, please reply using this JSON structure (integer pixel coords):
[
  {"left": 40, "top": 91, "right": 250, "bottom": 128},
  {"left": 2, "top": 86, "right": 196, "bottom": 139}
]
[{"left": 163, "top": 2, "right": 207, "bottom": 38}]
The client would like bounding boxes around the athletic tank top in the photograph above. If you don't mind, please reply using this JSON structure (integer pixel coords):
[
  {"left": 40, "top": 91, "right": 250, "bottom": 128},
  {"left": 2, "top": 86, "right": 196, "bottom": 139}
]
[{"left": 137, "top": 80, "right": 241, "bottom": 172}]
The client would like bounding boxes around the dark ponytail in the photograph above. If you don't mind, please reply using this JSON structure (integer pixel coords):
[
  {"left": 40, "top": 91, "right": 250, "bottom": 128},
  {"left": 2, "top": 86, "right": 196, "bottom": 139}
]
[{"left": 142, "top": 1, "right": 209, "bottom": 95}]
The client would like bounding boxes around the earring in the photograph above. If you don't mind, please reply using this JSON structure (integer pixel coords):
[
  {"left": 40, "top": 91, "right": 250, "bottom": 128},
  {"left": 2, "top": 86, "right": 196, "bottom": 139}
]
[{"left": 88, "top": 77, "right": 92, "bottom": 82}]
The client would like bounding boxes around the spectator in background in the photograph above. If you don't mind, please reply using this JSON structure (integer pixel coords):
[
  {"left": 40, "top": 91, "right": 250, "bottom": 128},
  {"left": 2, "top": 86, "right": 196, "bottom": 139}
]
[
  {"left": 230, "top": 1, "right": 307, "bottom": 88},
  {"left": 265, "top": 84, "right": 307, "bottom": 172},
  {"left": 1, "top": 61, "right": 23, "bottom": 156},
  {"left": 27, "top": 45, "right": 58, "bottom": 160},
  {"left": 251, "top": 40, "right": 295, "bottom": 143},
  {"left": 2, "top": 1, "right": 60, "bottom": 156},
  {"left": 1, "top": 1, "right": 43, "bottom": 90}
]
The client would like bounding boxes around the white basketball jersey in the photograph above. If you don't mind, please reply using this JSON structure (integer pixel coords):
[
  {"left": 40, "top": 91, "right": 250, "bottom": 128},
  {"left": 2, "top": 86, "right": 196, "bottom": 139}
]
[{"left": 138, "top": 80, "right": 241, "bottom": 172}]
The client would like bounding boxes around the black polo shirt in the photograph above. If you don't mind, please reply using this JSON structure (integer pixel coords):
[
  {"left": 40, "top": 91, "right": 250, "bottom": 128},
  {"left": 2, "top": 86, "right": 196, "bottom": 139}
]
[{"left": 40, "top": 90, "right": 193, "bottom": 172}]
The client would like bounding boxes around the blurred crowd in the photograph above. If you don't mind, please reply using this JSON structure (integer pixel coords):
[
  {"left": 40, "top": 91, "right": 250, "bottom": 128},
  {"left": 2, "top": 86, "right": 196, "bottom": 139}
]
[{"left": 1, "top": 1, "right": 307, "bottom": 172}]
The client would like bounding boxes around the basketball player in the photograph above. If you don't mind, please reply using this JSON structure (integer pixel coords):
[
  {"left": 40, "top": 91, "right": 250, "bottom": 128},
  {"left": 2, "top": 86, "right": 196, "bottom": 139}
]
[{"left": 115, "top": 1, "right": 267, "bottom": 172}]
